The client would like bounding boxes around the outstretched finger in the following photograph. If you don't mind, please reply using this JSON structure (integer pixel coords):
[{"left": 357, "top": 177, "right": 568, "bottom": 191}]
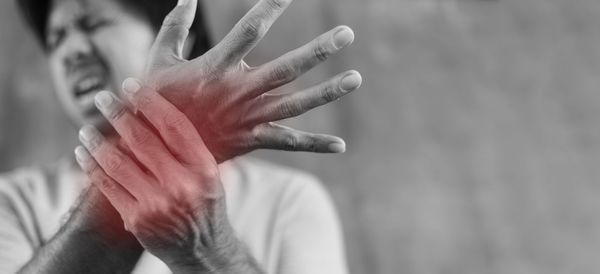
[
  {"left": 247, "top": 26, "right": 355, "bottom": 97},
  {"left": 151, "top": 0, "right": 198, "bottom": 63},
  {"left": 244, "top": 70, "right": 362, "bottom": 125},
  {"left": 75, "top": 146, "right": 136, "bottom": 216},
  {"left": 251, "top": 123, "right": 346, "bottom": 153},
  {"left": 210, "top": 0, "right": 293, "bottom": 64}
]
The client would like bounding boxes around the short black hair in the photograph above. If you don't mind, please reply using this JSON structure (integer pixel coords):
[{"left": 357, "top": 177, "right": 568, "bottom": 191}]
[{"left": 16, "top": 0, "right": 211, "bottom": 59}]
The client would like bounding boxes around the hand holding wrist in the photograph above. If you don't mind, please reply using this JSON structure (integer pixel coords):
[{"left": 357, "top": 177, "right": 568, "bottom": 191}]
[{"left": 68, "top": 185, "right": 141, "bottom": 255}]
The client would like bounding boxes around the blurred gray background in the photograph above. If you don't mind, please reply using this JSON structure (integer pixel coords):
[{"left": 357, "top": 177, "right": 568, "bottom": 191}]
[{"left": 2, "top": 0, "right": 600, "bottom": 273}]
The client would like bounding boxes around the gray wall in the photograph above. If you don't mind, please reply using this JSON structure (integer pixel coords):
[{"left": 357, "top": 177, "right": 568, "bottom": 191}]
[{"left": 3, "top": 0, "right": 600, "bottom": 273}]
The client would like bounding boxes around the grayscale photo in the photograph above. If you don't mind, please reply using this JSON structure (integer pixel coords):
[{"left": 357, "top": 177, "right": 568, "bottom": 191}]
[{"left": 0, "top": 0, "right": 596, "bottom": 273}]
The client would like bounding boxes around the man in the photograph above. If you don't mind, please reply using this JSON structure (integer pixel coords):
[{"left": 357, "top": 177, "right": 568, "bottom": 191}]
[{"left": 0, "top": 0, "right": 362, "bottom": 273}]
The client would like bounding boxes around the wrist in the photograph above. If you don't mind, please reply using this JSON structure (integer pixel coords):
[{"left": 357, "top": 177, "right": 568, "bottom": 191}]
[
  {"left": 69, "top": 185, "right": 142, "bottom": 255},
  {"left": 167, "top": 239, "right": 262, "bottom": 274}
]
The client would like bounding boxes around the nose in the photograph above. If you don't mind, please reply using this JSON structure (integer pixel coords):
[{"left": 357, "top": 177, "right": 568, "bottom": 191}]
[{"left": 62, "top": 30, "right": 96, "bottom": 73}]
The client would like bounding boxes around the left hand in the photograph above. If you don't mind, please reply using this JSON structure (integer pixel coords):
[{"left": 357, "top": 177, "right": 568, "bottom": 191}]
[
  {"left": 75, "top": 89, "right": 260, "bottom": 273},
  {"left": 138, "top": 0, "right": 362, "bottom": 162}
]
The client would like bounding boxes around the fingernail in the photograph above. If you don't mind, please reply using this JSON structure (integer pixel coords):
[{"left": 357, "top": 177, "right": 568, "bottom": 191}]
[
  {"left": 328, "top": 142, "right": 346, "bottom": 153},
  {"left": 177, "top": 0, "right": 190, "bottom": 6},
  {"left": 79, "top": 125, "right": 99, "bottom": 145},
  {"left": 340, "top": 72, "right": 362, "bottom": 92},
  {"left": 74, "top": 146, "right": 90, "bottom": 165},
  {"left": 95, "top": 91, "right": 115, "bottom": 110},
  {"left": 122, "top": 78, "right": 141, "bottom": 98},
  {"left": 333, "top": 27, "right": 354, "bottom": 49}
]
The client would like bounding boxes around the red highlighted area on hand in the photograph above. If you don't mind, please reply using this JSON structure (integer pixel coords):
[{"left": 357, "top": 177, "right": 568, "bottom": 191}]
[{"left": 75, "top": 85, "right": 229, "bottom": 261}]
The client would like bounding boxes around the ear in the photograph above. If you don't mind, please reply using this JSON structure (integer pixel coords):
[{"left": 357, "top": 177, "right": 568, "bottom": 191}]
[{"left": 183, "top": 32, "right": 197, "bottom": 59}]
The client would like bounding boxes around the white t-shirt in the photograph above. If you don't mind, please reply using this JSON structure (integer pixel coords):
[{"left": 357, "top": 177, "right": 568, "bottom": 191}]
[{"left": 0, "top": 157, "right": 347, "bottom": 274}]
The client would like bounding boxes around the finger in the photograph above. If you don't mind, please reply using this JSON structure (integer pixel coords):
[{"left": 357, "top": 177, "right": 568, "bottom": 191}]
[
  {"left": 122, "top": 78, "right": 215, "bottom": 168},
  {"left": 244, "top": 71, "right": 362, "bottom": 125},
  {"left": 75, "top": 146, "right": 136, "bottom": 215},
  {"left": 78, "top": 125, "right": 155, "bottom": 199},
  {"left": 247, "top": 26, "right": 355, "bottom": 97},
  {"left": 151, "top": 0, "right": 198, "bottom": 62},
  {"left": 251, "top": 123, "right": 346, "bottom": 153},
  {"left": 94, "top": 91, "right": 184, "bottom": 183},
  {"left": 211, "top": 0, "right": 293, "bottom": 64}
]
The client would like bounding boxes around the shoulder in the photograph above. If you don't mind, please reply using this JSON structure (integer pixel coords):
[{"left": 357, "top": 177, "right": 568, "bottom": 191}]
[
  {"left": 0, "top": 164, "right": 55, "bottom": 251},
  {"left": 0, "top": 159, "right": 84, "bottom": 242},
  {"left": 223, "top": 157, "right": 346, "bottom": 274},
  {"left": 0, "top": 160, "right": 71, "bottom": 218},
  {"left": 0, "top": 159, "right": 73, "bottom": 202},
  {"left": 0, "top": 164, "right": 49, "bottom": 201}
]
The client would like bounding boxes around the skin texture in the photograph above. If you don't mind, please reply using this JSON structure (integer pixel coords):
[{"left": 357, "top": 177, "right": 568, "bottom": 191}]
[
  {"left": 138, "top": 0, "right": 363, "bottom": 161},
  {"left": 76, "top": 88, "right": 262, "bottom": 273},
  {"left": 18, "top": 0, "right": 361, "bottom": 272}
]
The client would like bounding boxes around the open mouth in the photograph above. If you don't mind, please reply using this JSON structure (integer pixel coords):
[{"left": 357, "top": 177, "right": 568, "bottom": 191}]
[
  {"left": 65, "top": 55, "right": 112, "bottom": 119},
  {"left": 71, "top": 73, "right": 110, "bottom": 118},
  {"left": 74, "top": 74, "right": 107, "bottom": 98}
]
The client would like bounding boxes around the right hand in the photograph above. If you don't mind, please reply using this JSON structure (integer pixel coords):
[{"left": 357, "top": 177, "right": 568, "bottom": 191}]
[
  {"left": 130, "top": 0, "right": 362, "bottom": 162},
  {"left": 77, "top": 89, "right": 265, "bottom": 273}
]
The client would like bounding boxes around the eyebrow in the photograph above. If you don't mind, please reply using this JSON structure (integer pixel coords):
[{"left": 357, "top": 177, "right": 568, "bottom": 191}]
[
  {"left": 46, "top": 3, "right": 98, "bottom": 34},
  {"left": 47, "top": 10, "right": 99, "bottom": 37}
]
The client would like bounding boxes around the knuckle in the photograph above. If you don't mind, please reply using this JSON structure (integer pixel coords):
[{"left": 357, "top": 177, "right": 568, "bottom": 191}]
[
  {"left": 313, "top": 42, "right": 331, "bottom": 62},
  {"left": 136, "top": 93, "right": 152, "bottom": 109},
  {"left": 320, "top": 85, "right": 340, "bottom": 102},
  {"left": 153, "top": 196, "right": 172, "bottom": 212},
  {"left": 270, "top": 63, "right": 296, "bottom": 83},
  {"left": 278, "top": 101, "right": 300, "bottom": 118},
  {"left": 299, "top": 138, "right": 318, "bottom": 152},
  {"left": 159, "top": 13, "right": 188, "bottom": 40},
  {"left": 140, "top": 203, "right": 158, "bottom": 219},
  {"left": 109, "top": 105, "right": 127, "bottom": 121},
  {"left": 171, "top": 184, "right": 191, "bottom": 201},
  {"left": 240, "top": 17, "right": 265, "bottom": 39},
  {"left": 281, "top": 133, "right": 299, "bottom": 150},
  {"left": 92, "top": 170, "right": 115, "bottom": 191},
  {"left": 103, "top": 153, "right": 124, "bottom": 174},
  {"left": 266, "top": 0, "right": 286, "bottom": 9},
  {"left": 85, "top": 136, "right": 102, "bottom": 153},
  {"left": 251, "top": 126, "right": 266, "bottom": 145},
  {"left": 164, "top": 113, "right": 191, "bottom": 133},
  {"left": 143, "top": 197, "right": 173, "bottom": 221},
  {"left": 198, "top": 168, "right": 219, "bottom": 182},
  {"left": 97, "top": 176, "right": 113, "bottom": 189},
  {"left": 85, "top": 162, "right": 100, "bottom": 177},
  {"left": 162, "top": 12, "right": 181, "bottom": 29},
  {"left": 129, "top": 129, "right": 153, "bottom": 147},
  {"left": 307, "top": 142, "right": 319, "bottom": 152},
  {"left": 127, "top": 216, "right": 144, "bottom": 233}
]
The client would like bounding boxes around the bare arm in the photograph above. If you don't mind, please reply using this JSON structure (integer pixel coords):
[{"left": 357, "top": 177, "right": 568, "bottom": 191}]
[
  {"left": 15, "top": 0, "right": 360, "bottom": 271},
  {"left": 17, "top": 186, "right": 143, "bottom": 274}
]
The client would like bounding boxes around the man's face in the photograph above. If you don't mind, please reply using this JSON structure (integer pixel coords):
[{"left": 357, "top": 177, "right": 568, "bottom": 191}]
[{"left": 47, "top": 0, "right": 155, "bottom": 127}]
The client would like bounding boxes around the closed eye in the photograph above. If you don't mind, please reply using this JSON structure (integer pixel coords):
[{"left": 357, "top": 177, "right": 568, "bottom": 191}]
[
  {"left": 80, "top": 17, "right": 113, "bottom": 33},
  {"left": 46, "top": 28, "right": 66, "bottom": 52}
]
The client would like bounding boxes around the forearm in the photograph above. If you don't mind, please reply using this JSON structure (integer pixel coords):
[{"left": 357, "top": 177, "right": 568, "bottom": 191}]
[{"left": 17, "top": 186, "right": 143, "bottom": 274}]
